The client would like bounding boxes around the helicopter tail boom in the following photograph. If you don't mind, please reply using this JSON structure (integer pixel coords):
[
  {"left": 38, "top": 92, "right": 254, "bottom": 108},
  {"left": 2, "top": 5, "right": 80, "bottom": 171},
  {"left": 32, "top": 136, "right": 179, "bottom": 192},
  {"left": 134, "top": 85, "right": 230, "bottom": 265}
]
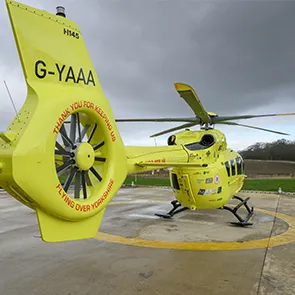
[{"left": 125, "top": 145, "right": 189, "bottom": 174}]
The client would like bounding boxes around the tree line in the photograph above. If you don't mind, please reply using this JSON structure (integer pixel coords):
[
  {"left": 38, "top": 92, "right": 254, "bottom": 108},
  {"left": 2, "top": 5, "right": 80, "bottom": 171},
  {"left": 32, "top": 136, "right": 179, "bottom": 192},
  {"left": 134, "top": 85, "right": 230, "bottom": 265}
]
[{"left": 238, "top": 139, "right": 295, "bottom": 161}]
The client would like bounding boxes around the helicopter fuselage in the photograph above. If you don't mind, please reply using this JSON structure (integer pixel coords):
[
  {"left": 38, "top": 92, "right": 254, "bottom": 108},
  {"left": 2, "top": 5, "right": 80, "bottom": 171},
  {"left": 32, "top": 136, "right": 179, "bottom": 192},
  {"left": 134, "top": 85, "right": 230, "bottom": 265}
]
[{"left": 126, "top": 128, "right": 245, "bottom": 210}]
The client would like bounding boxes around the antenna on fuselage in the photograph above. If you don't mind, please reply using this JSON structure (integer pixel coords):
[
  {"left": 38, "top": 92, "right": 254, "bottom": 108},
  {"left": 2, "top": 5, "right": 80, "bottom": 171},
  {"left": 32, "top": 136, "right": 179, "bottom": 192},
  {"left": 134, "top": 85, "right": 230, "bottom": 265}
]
[{"left": 3, "top": 80, "right": 20, "bottom": 123}]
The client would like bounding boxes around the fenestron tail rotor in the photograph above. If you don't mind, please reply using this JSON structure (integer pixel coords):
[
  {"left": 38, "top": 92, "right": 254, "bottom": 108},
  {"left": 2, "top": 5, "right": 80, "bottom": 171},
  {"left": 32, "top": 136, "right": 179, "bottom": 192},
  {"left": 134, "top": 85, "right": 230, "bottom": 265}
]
[
  {"left": 115, "top": 82, "right": 295, "bottom": 137},
  {"left": 55, "top": 112, "right": 107, "bottom": 200}
]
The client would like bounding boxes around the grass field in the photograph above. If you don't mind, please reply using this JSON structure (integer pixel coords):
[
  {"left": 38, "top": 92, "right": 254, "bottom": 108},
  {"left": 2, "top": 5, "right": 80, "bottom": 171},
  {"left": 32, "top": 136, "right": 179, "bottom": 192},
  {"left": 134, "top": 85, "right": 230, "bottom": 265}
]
[
  {"left": 242, "top": 178, "right": 295, "bottom": 192},
  {"left": 56, "top": 175, "right": 295, "bottom": 193},
  {"left": 124, "top": 176, "right": 295, "bottom": 192}
]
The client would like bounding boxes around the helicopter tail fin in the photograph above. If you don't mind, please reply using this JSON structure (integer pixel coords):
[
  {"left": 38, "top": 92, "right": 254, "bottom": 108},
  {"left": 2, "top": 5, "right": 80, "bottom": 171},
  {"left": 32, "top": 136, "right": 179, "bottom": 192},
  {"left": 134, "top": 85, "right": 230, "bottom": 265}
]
[
  {"left": 6, "top": 0, "right": 102, "bottom": 92},
  {"left": 1, "top": 1, "right": 127, "bottom": 243}
]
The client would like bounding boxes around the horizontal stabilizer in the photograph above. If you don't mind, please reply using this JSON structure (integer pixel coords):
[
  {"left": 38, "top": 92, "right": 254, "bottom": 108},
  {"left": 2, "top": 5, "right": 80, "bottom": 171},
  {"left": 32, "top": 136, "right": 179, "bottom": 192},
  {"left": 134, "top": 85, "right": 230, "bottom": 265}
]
[{"left": 136, "top": 161, "right": 207, "bottom": 168}]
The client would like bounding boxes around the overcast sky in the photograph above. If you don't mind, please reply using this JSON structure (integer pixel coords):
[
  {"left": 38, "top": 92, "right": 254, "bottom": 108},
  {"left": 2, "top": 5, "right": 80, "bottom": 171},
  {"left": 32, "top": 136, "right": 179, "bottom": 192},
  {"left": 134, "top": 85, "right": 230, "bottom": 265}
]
[{"left": 1, "top": 0, "right": 295, "bottom": 151}]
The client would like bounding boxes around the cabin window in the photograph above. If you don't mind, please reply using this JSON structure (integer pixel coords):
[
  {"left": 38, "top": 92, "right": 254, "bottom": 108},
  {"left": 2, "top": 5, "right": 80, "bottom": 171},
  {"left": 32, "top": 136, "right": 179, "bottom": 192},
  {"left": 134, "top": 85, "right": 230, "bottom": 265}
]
[
  {"left": 225, "top": 161, "right": 230, "bottom": 177},
  {"left": 171, "top": 173, "right": 180, "bottom": 190},
  {"left": 236, "top": 157, "right": 242, "bottom": 175},
  {"left": 230, "top": 159, "right": 236, "bottom": 176}
]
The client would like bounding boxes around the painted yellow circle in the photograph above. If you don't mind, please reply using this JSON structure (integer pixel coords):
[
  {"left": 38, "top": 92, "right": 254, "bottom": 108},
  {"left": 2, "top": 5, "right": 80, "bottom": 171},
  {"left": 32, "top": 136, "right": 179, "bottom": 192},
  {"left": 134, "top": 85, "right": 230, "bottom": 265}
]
[
  {"left": 95, "top": 200, "right": 295, "bottom": 251},
  {"left": 76, "top": 142, "right": 94, "bottom": 171}
]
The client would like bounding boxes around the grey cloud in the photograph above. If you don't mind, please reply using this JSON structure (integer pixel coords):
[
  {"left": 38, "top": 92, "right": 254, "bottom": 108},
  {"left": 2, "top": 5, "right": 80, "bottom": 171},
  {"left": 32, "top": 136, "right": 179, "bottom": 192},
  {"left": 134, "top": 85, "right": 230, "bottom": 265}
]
[
  {"left": 74, "top": 0, "right": 295, "bottom": 118},
  {"left": 1, "top": 0, "right": 295, "bottom": 145}
]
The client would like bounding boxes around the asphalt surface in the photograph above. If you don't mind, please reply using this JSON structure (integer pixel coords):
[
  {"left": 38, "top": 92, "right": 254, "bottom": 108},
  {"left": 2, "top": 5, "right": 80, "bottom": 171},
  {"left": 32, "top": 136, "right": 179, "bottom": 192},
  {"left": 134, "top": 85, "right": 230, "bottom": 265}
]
[{"left": 1, "top": 187, "right": 295, "bottom": 295}]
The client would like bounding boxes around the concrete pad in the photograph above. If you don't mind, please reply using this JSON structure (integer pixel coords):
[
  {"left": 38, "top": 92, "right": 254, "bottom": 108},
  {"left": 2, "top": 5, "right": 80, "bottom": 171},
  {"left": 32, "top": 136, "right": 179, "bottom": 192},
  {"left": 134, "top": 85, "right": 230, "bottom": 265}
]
[
  {"left": 0, "top": 187, "right": 295, "bottom": 295},
  {"left": 257, "top": 195, "right": 295, "bottom": 295}
]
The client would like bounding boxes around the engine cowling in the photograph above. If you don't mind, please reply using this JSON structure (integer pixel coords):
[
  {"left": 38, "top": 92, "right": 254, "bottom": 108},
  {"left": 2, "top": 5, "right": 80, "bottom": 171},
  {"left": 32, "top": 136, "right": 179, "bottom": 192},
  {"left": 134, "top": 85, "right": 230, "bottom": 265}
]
[{"left": 200, "top": 134, "right": 215, "bottom": 147}]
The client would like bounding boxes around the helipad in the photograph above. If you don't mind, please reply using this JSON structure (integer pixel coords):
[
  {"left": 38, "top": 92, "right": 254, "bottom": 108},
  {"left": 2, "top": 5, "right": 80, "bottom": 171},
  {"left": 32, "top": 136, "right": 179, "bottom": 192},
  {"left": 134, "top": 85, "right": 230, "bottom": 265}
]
[
  {"left": 97, "top": 200, "right": 295, "bottom": 251},
  {"left": 1, "top": 187, "right": 295, "bottom": 295}
]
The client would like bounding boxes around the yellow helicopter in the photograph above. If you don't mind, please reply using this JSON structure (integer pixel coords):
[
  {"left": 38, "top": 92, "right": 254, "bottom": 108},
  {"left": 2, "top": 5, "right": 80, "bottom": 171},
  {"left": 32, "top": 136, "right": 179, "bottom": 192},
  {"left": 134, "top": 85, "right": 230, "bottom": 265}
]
[
  {"left": 117, "top": 82, "right": 295, "bottom": 226},
  {"left": 1, "top": 0, "right": 295, "bottom": 243}
]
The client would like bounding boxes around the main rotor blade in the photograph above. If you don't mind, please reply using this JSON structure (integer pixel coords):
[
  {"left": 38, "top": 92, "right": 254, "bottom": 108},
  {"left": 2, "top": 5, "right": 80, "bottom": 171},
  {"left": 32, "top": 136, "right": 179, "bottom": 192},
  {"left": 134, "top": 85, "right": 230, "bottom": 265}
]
[
  {"left": 213, "top": 112, "right": 295, "bottom": 123},
  {"left": 219, "top": 121, "right": 290, "bottom": 135},
  {"left": 174, "top": 83, "right": 211, "bottom": 124},
  {"left": 116, "top": 117, "right": 198, "bottom": 123},
  {"left": 150, "top": 122, "right": 198, "bottom": 138}
]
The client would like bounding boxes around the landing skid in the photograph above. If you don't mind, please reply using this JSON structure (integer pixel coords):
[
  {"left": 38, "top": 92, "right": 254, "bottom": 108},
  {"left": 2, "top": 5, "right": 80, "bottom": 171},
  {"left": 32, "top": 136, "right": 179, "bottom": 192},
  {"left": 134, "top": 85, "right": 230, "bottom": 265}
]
[
  {"left": 221, "top": 195, "right": 254, "bottom": 227},
  {"left": 155, "top": 196, "right": 254, "bottom": 226},
  {"left": 155, "top": 200, "right": 189, "bottom": 219}
]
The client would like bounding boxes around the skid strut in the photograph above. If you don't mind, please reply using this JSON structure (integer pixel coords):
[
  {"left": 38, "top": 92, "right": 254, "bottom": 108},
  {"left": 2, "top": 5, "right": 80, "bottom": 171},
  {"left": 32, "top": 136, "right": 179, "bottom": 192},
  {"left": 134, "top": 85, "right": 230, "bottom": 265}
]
[
  {"left": 222, "top": 195, "right": 254, "bottom": 226},
  {"left": 155, "top": 200, "right": 188, "bottom": 219}
]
